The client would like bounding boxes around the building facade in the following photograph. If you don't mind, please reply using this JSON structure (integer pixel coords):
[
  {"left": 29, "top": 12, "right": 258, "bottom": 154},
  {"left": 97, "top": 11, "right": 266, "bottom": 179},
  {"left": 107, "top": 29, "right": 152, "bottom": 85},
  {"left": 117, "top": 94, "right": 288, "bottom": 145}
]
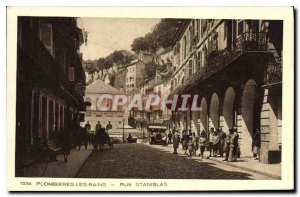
[
  {"left": 83, "top": 80, "right": 129, "bottom": 130},
  {"left": 16, "top": 17, "right": 86, "bottom": 175},
  {"left": 168, "top": 19, "right": 282, "bottom": 163}
]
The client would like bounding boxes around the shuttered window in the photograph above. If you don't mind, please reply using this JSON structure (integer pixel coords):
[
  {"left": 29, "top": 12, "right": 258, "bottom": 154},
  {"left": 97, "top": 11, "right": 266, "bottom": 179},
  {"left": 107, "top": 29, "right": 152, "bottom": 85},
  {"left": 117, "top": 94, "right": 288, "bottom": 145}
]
[{"left": 39, "top": 23, "right": 54, "bottom": 56}]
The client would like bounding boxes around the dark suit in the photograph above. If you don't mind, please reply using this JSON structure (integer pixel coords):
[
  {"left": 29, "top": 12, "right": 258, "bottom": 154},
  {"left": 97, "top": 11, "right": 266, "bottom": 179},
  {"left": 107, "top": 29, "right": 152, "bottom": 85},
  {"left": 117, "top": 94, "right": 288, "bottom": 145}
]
[{"left": 218, "top": 131, "right": 226, "bottom": 157}]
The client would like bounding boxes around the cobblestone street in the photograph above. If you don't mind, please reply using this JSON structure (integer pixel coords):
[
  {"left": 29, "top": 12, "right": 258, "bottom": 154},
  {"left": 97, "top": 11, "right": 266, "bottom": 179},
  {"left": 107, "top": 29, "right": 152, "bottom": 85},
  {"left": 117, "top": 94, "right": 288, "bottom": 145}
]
[{"left": 76, "top": 143, "right": 273, "bottom": 179}]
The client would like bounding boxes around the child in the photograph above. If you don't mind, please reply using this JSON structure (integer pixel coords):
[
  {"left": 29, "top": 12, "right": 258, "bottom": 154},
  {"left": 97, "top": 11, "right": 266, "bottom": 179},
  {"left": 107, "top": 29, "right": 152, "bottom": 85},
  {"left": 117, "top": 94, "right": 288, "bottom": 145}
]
[
  {"left": 199, "top": 131, "right": 207, "bottom": 159},
  {"left": 188, "top": 136, "right": 194, "bottom": 156}
]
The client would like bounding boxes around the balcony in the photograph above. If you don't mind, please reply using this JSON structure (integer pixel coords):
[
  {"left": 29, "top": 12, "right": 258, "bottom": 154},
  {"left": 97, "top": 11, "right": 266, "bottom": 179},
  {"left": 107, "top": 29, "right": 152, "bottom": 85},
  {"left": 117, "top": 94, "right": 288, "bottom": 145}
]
[
  {"left": 263, "top": 57, "right": 282, "bottom": 87},
  {"left": 171, "top": 32, "right": 269, "bottom": 95}
]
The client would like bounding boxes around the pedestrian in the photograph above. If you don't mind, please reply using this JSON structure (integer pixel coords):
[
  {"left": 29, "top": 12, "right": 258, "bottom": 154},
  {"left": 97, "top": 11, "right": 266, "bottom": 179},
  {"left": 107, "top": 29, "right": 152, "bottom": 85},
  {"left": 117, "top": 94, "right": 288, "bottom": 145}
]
[
  {"left": 182, "top": 130, "right": 189, "bottom": 155},
  {"left": 94, "top": 121, "right": 102, "bottom": 150},
  {"left": 173, "top": 132, "right": 180, "bottom": 154},
  {"left": 106, "top": 121, "right": 113, "bottom": 131},
  {"left": 84, "top": 121, "right": 91, "bottom": 131},
  {"left": 223, "top": 129, "right": 233, "bottom": 161},
  {"left": 187, "top": 135, "right": 195, "bottom": 156},
  {"left": 127, "top": 133, "right": 133, "bottom": 143},
  {"left": 229, "top": 128, "right": 239, "bottom": 162},
  {"left": 218, "top": 128, "right": 226, "bottom": 157},
  {"left": 61, "top": 125, "right": 72, "bottom": 163},
  {"left": 199, "top": 130, "right": 207, "bottom": 159},
  {"left": 252, "top": 128, "right": 261, "bottom": 160},
  {"left": 212, "top": 130, "right": 220, "bottom": 157},
  {"left": 75, "top": 126, "right": 83, "bottom": 151},
  {"left": 167, "top": 131, "right": 172, "bottom": 144},
  {"left": 192, "top": 132, "right": 199, "bottom": 156},
  {"left": 207, "top": 128, "right": 214, "bottom": 157},
  {"left": 82, "top": 127, "right": 88, "bottom": 150}
]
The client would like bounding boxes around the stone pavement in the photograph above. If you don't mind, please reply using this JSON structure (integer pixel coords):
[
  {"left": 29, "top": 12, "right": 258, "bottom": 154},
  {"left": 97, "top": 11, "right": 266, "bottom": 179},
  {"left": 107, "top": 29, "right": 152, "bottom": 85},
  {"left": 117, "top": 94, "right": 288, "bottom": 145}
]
[
  {"left": 146, "top": 143, "right": 281, "bottom": 179},
  {"left": 76, "top": 143, "right": 272, "bottom": 179},
  {"left": 22, "top": 145, "right": 93, "bottom": 177}
]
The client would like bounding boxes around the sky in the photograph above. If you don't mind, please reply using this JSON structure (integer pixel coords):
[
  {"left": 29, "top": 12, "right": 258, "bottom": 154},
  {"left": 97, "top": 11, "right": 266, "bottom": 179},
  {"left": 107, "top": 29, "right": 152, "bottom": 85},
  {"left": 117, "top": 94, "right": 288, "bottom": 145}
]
[{"left": 78, "top": 17, "right": 161, "bottom": 61}]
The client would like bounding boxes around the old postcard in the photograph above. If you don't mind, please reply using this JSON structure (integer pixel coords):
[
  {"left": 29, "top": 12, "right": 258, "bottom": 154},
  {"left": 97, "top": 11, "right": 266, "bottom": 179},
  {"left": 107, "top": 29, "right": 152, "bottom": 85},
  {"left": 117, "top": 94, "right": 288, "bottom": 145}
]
[{"left": 6, "top": 7, "right": 294, "bottom": 191}]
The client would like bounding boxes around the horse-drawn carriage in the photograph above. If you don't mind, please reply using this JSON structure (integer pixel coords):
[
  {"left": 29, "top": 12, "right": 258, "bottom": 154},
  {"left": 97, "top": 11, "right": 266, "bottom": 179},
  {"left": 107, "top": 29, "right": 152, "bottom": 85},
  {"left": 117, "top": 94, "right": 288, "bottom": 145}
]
[{"left": 93, "top": 128, "right": 113, "bottom": 151}]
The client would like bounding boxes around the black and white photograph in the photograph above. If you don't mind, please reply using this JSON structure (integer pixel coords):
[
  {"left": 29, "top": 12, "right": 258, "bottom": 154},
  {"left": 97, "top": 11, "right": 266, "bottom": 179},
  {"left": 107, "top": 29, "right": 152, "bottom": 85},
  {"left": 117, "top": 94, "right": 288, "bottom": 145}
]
[{"left": 6, "top": 7, "right": 294, "bottom": 191}]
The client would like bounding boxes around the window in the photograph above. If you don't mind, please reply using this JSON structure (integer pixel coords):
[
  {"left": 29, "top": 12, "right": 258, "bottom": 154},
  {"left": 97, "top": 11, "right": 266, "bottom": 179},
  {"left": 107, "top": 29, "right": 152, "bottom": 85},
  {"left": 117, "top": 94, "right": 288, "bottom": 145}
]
[
  {"left": 171, "top": 80, "right": 174, "bottom": 91},
  {"left": 69, "top": 67, "right": 75, "bottom": 81},
  {"left": 195, "top": 20, "right": 200, "bottom": 36},
  {"left": 201, "top": 19, "right": 207, "bottom": 35},
  {"left": 183, "top": 36, "right": 187, "bottom": 59},
  {"left": 237, "top": 20, "right": 244, "bottom": 37},
  {"left": 224, "top": 21, "right": 227, "bottom": 40},
  {"left": 203, "top": 45, "right": 207, "bottom": 66},
  {"left": 188, "top": 60, "right": 193, "bottom": 76},
  {"left": 196, "top": 51, "right": 202, "bottom": 70},
  {"left": 39, "top": 23, "right": 54, "bottom": 56},
  {"left": 211, "top": 33, "right": 218, "bottom": 51}
]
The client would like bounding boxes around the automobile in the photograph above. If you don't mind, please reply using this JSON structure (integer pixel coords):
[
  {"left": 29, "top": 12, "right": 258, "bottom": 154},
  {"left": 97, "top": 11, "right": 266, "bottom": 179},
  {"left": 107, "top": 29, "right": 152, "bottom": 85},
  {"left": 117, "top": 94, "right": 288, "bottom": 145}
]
[
  {"left": 107, "top": 125, "right": 140, "bottom": 143},
  {"left": 148, "top": 125, "right": 168, "bottom": 145}
]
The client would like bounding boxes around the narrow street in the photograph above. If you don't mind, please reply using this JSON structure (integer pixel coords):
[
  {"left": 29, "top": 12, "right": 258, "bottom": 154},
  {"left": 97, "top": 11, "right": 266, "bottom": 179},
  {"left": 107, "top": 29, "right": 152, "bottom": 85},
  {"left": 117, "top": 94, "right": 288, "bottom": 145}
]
[{"left": 76, "top": 143, "right": 272, "bottom": 179}]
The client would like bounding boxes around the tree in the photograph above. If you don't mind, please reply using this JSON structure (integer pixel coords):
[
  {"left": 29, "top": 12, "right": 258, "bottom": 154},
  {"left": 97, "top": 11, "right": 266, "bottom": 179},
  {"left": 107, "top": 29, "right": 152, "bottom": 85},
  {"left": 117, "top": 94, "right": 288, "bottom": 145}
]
[
  {"left": 131, "top": 37, "right": 149, "bottom": 53},
  {"left": 109, "top": 50, "right": 136, "bottom": 68},
  {"left": 143, "top": 62, "right": 158, "bottom": 79},
  {"left": 131, "top": 19, "right": 185, "bottom": 54}
]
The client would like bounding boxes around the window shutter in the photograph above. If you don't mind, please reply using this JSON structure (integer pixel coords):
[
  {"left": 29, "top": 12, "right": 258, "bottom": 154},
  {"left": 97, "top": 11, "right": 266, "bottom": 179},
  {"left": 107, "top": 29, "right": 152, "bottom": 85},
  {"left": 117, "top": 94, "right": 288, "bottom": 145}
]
[
  {"left": 40, "top": 23, "right": 54, "bottom": 56},
  {"left": 69, "top": 67, "right": 75, "bottom": 81}
]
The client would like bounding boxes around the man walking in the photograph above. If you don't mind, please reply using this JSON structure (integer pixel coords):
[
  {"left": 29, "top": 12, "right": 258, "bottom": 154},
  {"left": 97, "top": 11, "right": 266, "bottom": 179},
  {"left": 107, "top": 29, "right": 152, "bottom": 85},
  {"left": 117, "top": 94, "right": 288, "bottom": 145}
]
[
  {"left": 207, "top": 128, "right": 214, "bottom": 157},
  {"left": 167, "top": 131, "right": 172, "bottom": 144},
  {"left": 252, "top": 128, "right": 261, "bottom": 161},
  {"left": 173, "top": 132, "right": 180, "bottom": 154},
  {"left": 94, "top": 121, "right": 102, "bottom": 150},
  {"left": 229, "top": 128, "right": 239, "bottom": 162},
  {"left": 218, "top": 128, "right": 226, "bottom": 157},
  {"left": 223, "top": 128, "right": 233, "bottom": 161},
  {"left": 84, "top": 121, "right": 91, "bottom": 131}
]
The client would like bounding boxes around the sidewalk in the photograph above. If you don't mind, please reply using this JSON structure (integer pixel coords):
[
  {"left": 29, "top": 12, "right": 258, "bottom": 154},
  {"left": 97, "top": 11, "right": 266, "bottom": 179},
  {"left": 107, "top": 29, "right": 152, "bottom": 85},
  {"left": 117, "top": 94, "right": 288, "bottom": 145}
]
[
  {"left": 22, "top": 146, "right": 93, "bottom": 178},
  {"left": 208, "top": 156, "right": 281, "bottom": 179},
  {"left": 145, "top": 143, "right": 281, "bottom": 179}
]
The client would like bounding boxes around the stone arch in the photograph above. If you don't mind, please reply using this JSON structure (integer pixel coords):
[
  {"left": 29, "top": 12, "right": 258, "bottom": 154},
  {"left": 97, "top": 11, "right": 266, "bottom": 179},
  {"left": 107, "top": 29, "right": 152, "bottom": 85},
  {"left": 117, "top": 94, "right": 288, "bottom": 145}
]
[
  {"left": 199, "top": 97, "right": 208, "bottom": 131},
  {"left": 240, "top": 79, "right": 258, "bottom": 157},
  {"left": 209, "top": 93, "right": 219, "bottom": 129},
  {"left": 223, "top": 87, "right": 236, "bottom": 133}
]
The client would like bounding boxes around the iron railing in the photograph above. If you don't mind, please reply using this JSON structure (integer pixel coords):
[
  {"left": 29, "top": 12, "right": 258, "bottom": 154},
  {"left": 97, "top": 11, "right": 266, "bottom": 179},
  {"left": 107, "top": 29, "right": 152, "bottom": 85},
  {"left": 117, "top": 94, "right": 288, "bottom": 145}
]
[
  {"left": 264, "top": 56, "right": 282, "bottom": 86},
  {"left": 172, "top": 32, "right": 268, "bottom": 94}
]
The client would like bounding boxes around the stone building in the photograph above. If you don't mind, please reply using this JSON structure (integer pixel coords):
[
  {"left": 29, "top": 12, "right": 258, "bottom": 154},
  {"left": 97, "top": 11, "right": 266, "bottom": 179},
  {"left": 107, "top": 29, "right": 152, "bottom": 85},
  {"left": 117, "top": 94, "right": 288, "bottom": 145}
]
[
  {"left": 16, "top": 17, "right": 86, "bottom": 175},
  {"left": 168, "top": 19, "right": 282, "bottom": 163},
  {"left": 83, "top": 80, "right": 128, "bottom": 130}
]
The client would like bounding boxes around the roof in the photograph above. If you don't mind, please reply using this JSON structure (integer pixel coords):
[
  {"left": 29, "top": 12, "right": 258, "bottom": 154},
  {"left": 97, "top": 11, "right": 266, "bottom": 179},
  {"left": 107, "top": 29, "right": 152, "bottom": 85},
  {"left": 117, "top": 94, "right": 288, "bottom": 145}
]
[
  {"left": 85, "top": 80, "right": 126, "bottom": 95},
  {"left": 172, "top": 19, "right": 191, "bottom": 45},
  {"left": 158, "top": 46, "right": 173, "bottom": 55},
  {"left": 127, "top": 59, "right": 139, "bottom": 66},
  {"left": 148, "top": 126, "right": 167, "bottom": 129}
]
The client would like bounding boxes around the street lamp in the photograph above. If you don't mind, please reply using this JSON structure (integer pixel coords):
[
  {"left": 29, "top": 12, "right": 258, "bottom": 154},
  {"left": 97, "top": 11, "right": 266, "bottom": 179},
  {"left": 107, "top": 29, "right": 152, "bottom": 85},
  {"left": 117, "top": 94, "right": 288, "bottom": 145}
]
[{"left": 122, "top": 118, "right": 125, "bottom": 143}]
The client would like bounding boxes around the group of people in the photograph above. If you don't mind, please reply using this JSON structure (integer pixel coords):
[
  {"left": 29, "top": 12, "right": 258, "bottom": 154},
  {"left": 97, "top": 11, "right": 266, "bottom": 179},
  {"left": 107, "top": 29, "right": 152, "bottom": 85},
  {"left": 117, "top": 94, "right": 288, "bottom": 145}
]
[
  {"left": 59, "top": 120, "right": 89, "bottom": 163},
  {"left": 87, "top": 121, "right": 113, "bottom": 151},
  {"left": 57, "top": 120, "right": 113, "bottom": 163},
  {"left": 171, "top": 127, "right": 248, "bottom": 162}
]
